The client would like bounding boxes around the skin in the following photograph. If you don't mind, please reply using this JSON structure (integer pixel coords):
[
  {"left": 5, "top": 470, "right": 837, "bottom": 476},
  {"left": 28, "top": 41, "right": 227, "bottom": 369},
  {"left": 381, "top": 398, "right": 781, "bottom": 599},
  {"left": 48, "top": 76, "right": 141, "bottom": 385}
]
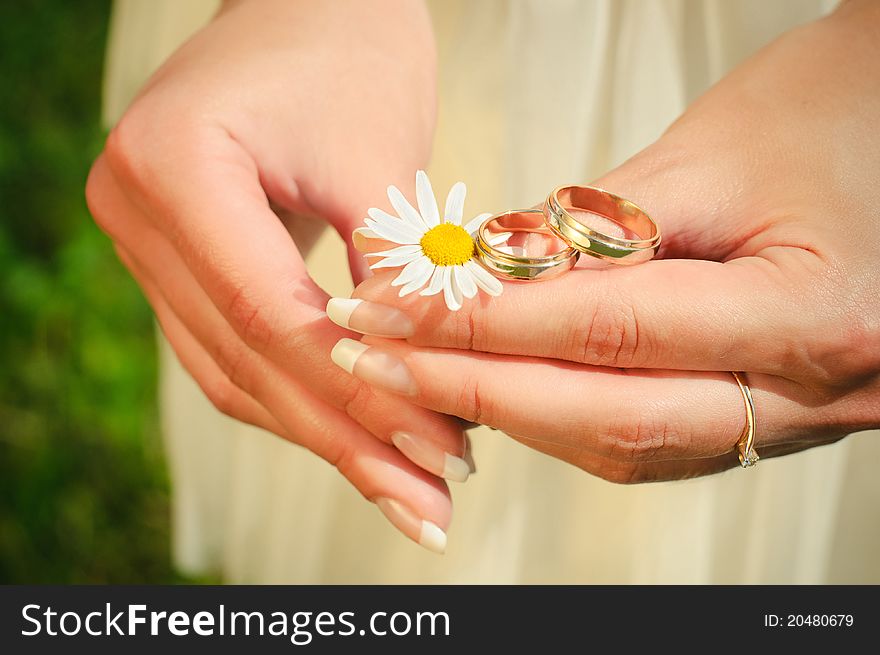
[
  {"left": 85, "top": 0, "right": 461, "bottom": 545},
  {"left": 346, "top": 0, "right": 880, "bottom": 483}
]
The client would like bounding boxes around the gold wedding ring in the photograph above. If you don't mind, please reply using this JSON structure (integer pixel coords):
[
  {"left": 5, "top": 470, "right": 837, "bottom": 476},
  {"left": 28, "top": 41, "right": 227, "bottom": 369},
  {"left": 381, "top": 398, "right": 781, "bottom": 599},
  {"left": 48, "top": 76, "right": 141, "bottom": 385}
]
[
  {"left": 543, "top": 185, "right": 661, "bottom": 264},
  {"left": 731, "top": 371, "right": 759, "bottom": 468},
  {"left": 475, "top": 209, "right": 579, "bottom": 281},
  {"left": 476, "top": 185, "right": 658, "bottom": 283}
]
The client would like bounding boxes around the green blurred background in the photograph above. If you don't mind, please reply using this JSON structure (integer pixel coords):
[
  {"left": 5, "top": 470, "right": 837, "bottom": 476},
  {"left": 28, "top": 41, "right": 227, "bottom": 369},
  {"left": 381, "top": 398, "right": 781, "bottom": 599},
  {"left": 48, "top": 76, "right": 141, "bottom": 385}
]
[{"left": 0, "top": 0, "right": 182, "bottom": 582}]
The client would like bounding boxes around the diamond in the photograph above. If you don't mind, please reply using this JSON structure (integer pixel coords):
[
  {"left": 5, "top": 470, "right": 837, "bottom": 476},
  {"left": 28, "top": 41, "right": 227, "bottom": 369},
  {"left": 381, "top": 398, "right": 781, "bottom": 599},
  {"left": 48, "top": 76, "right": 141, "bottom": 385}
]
[{"left": 739, "top": 447, "right": 759, "bottom": 468}]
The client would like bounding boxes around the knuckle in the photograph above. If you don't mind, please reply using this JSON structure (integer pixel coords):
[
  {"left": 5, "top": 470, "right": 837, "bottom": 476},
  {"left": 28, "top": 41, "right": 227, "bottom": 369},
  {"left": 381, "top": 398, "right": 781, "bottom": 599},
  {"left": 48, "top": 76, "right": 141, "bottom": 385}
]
[
  {"left": 783, "top": 269, "right": 880, "bottom": 389},
  {"left": 448, "top": 300, "right": 477, "bottom": 351},
  {"left": 454, "top": 374, "right": 490, "bottom": 425},
  {"left": 325, "top": 431, "right": 355, "bottom": 473},
  {"left": 211, "top": 337, "right": 255, "bottom": 395},
  {"left": 805, "top": 318, "right": 880, "bottom": 389},
  {"left": 103, "top": 113, "right": 150, "bottom": 189},
  {"left": 572, "top": 288, "right": 645, "bottom": 368},
  {"left": 85, "top": 159, "right": 131, "bottom": 241},
  {"left": 341, "top": 381, "right": 375, "bottom": 423},
  {"left": 585, "top": 459, "right": 646, "bottom": 485},
  {"left": 225, "top": 286, "right": 275, "bottom": 353},
  {"left": 84, "top": 164, "right": 113, "bottom": 232},
  {"left": 618, "top": 465, "right": 653, "bottom": 484},
  {"left": 610, "top": 466, "right": 647, "bottom": 485},
  {"left": 104, "top": 106, "right": 208, "bottom": 200},
  {"left": 113, "top": 244, "right": 135, "bottom": 270},
  {"left": 845, "top": 318, "right": 880, "bottom": 377},
  {"left": 201, "top": 374, "right": 242, "bottom": 419},
  {"left": 602, "top": 407, "right": 674, "bottom": 462}
]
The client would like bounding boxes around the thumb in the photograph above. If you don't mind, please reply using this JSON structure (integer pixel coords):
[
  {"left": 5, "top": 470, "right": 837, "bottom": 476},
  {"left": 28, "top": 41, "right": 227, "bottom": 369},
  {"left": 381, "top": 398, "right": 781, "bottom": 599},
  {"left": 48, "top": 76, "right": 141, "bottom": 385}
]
[{"left": 590, "top": 136, "right": 742, "bottom": 262}]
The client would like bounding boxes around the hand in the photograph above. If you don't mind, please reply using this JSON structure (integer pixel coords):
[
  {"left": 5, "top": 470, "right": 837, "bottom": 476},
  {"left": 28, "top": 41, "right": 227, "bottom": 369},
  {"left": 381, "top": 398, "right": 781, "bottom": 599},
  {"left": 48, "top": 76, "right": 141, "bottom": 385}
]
[
  {"left": 86, "top": 0, "right": 466, "bottom": 552},
  {"left": 330, "top": 1, "right": 880, "bottom": 482}
]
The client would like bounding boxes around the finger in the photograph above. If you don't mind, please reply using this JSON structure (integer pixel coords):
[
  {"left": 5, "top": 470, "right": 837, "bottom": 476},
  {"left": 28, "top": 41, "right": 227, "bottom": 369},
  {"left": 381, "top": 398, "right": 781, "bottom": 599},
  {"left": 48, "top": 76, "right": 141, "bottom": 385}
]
[
  {"left": 512, "top": 432, "right": 844, "bottom": 483},
  {"left": 116, "top": 245, "right": 287, "bottom": 436},
  {"left": 90, "top": 163, "right": 457, "bottom": 552},
  {"left": 343, "top": 247, "right": 825, "bottom": 381},
  {"left": 104, "top": 120, "right": 339, "bottom": 347},
  {"left": 330, "top": 336, "right": 824, "bottom": 465},
  {"left": 120, "top": 243, "right": 454, "bottom": 553},
  {"left": 90, "top": 154, "right": 470, "bottom": 484},
  {"left": 337, "top": 140, "right": 833, "bottom": 382}
]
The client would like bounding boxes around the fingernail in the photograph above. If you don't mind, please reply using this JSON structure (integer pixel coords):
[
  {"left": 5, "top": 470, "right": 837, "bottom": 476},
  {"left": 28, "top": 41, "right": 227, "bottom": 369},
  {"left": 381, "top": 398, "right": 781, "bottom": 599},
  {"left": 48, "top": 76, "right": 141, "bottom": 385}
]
[
  {"left": 330, "top": 338, "right": 417, "bottom": 396},
  {"left": 326, "top": 298, "right": 414, "bottom": 338},
  {"left": 352, "top": 227, "right": 376, "bottom": 253},
  {"left": 375, "top": 497, "right": 446, "bottom": 554},
  {"left": 391, "top": 431, "right": 470, "bottom": 483}
]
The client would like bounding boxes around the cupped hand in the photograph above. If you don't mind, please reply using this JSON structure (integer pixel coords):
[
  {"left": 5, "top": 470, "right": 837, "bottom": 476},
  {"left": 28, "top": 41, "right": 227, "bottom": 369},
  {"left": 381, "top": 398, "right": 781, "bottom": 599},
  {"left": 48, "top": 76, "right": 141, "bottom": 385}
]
[
  {"left": 86, "top": 0, "right": 468, "bottom": 551},
  {"left": 332, "top": 2, "right": 880, "bottom": 482}
]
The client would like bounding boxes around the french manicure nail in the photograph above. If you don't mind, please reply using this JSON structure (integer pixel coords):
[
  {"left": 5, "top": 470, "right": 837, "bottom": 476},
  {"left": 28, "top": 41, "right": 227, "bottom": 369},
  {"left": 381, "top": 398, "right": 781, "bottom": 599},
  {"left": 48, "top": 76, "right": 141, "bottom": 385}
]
[
  {"left": 352, "top": 227, "right": 376, "bottom": 253},
  {"left": 375, "top": 497, "right": 446, "bottom": 554},
  {"left": 326, "top": 298, "right": 415, "bottom": 338},
  {"left": 330, "top": 338, "right": 417, "bottom": 396},
  {"left": 391, "top": 431, "right": 470, "bottom": 483}
]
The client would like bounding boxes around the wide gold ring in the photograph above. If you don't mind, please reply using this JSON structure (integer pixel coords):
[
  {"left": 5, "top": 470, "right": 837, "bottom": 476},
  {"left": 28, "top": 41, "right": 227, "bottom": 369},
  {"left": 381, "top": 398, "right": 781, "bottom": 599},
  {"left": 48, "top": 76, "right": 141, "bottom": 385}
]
[
  {"left": 542, "top": 185, "right": 661, "bottom": 264},
  {"left": 731, "top": 371, "right": 759, "bottom": 468},
  {"left": 475, "top": 209, "right": 579, "bottom": 281}
]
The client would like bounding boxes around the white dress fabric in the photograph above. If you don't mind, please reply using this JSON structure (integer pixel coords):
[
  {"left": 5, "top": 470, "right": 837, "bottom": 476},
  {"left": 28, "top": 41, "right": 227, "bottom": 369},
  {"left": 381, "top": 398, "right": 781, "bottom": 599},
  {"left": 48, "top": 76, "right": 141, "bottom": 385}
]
[{"left": 104, "top": 0, "right": 879, "bottom": 583}]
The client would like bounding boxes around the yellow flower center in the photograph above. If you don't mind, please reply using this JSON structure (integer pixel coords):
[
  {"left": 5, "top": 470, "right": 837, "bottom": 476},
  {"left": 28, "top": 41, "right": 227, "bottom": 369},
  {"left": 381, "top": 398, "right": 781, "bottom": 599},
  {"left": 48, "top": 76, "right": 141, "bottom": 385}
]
[{"left": 419, "top": 223, "right": 475, "bottom": 266}]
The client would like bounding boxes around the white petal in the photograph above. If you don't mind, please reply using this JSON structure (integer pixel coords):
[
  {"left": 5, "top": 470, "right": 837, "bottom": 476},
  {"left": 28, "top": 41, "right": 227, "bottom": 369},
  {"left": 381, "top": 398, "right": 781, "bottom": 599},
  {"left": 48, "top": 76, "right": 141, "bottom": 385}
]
[
  {"left": 366, "top": 208, "right": 425, "bottom": 239},
  {"left": 391, "top": 255, "right": 432, "bottom": 287},
  {"left": 367, "top": 207, "right": 397, "bottom": 223},
  {"left": 419, "top": 266, "right": 446, "bottom": 296},
  {"left": 463, "top": 212, "right": 493, "bottom": 236},
  {"left": 465, "top": 260, "right": 503, "bottom": 296},
  {"left": 364, "top": 217, "right": 421, "bottom": 245},
  {"left": 369, "top": 252, "right": 421, "bottom": 269},
  {"left": 365, "top": 207, "right": 406, "bottom": 232},
  {"left": 443, "top": 182, "right": 466, "bottom": 225},
  {"left": 367, "top": 244, "right": 423, "bottom": 258},
  {"left": 453, "top": 264, "right": 478, "bottom": 299},
  {"left": 353, "top": 227, "right": 379, "bottom": 240},
  {"left": 415, "top": 170, "right": 441, "bottom": 228},
  {"left": 443, "top": 267, "right": 463, "bottom": 311},
  {"left": 398, "top": 261, "right": 435, "bottom": 296},
  {"left": 367, "top": 207, "right": 421, "bottom": 235},
  {"left": 387, "top": 185, "right": 428, "bottom": 231}
]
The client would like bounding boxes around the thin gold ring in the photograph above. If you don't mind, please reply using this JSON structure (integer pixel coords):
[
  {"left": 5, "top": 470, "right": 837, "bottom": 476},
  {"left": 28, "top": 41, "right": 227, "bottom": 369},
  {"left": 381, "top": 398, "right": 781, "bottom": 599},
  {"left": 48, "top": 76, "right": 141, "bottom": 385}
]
[
  {"left": 542, "top": 185, "right": 660, "bottom": 264},
  {"left": 475, "top": 209, "right": 579, "bottom": 281},
  {"left": 731, "top": 371, "right": 759, "bottom": 468}
]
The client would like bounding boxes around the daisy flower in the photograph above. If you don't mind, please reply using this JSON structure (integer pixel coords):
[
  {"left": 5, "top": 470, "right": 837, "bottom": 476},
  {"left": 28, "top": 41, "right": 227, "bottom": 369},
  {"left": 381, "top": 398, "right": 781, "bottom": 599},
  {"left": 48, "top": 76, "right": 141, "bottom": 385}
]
[{"left": 356, "top": 170, "right": 505, "bottom": 311}]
